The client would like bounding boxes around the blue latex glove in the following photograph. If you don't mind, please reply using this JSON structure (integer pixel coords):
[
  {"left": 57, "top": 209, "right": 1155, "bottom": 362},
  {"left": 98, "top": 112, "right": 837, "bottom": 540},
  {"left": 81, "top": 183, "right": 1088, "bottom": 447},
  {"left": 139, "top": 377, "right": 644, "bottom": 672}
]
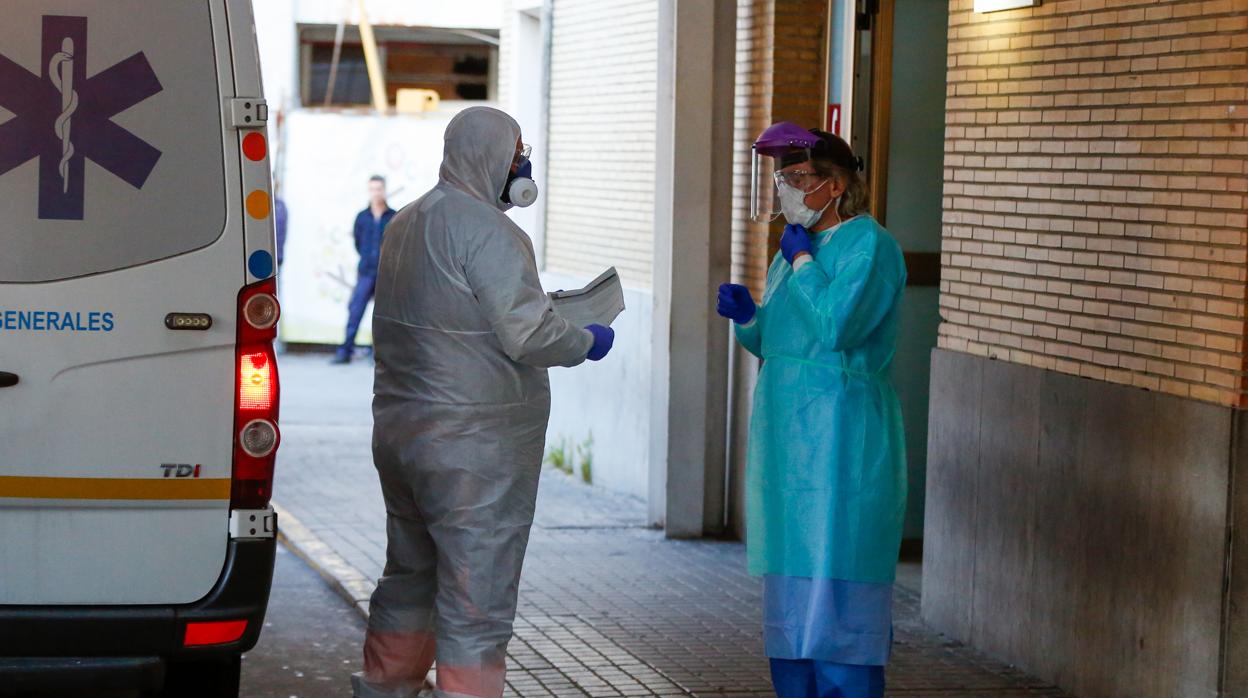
[
  {"left": 717, "top": 283, "right": 756, "bottom": 325},
  {"left": 780, "top": 223, "right": 813, "bottom": 265},
  {"left": 586, "top": 324, "right": 615, "bottom": 361}
]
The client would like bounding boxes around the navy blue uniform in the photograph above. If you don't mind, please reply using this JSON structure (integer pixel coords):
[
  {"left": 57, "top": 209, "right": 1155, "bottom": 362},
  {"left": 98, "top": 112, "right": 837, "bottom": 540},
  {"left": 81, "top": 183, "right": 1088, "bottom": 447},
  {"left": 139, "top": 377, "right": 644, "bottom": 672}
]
[{"left": 337, "top": 206, "right": 395, "bottom": 359}]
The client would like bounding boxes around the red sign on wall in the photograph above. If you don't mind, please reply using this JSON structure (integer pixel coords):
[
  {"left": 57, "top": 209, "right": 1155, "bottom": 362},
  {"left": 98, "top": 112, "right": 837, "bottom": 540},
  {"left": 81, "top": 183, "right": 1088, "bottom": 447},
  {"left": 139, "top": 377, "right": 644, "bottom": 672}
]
[{"left": 827, "top": 104, "right": 842, "bottom": 135}]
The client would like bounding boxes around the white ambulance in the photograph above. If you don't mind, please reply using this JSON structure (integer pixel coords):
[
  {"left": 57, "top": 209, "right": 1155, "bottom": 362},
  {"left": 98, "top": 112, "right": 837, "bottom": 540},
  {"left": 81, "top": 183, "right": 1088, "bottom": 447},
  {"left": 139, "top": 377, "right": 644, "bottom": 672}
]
[{"left": 0, "top": 2, "right": 281, "bottom": 696}]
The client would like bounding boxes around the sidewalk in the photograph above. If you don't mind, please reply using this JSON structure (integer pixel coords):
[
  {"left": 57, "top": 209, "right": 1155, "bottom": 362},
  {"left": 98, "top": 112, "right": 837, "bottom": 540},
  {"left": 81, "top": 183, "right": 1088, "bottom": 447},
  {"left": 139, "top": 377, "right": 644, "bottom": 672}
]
[{"left": 274, "top": 354, "right": 1067, "bottom": 697}]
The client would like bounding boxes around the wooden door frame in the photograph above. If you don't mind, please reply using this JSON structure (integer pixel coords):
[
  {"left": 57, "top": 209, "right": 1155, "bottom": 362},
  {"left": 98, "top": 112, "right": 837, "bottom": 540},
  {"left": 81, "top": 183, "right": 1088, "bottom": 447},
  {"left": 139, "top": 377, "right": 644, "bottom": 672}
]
[
  {"left": 863, "top": 0, "right": 941, "bottom": 286},
  {"left": 867, "top": 0, "right": 894, "bottom": 224}
]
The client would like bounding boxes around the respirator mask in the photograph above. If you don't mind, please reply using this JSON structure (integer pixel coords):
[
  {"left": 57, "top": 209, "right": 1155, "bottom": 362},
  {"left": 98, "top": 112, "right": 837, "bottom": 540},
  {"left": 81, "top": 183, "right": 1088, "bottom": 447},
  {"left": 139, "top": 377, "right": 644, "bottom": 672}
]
[
  {"left": 501, "top": 158, "right": 538, "bottom": 209},
  {"left": 776, "top": 178, "right": 832, "bottom": 228}
]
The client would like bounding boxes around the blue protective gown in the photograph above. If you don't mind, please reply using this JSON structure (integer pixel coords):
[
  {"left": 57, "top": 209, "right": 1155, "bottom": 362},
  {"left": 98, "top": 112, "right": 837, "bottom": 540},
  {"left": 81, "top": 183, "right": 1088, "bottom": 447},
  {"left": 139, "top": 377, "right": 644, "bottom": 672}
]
[
  {"left": 734, "top": 214, "right": 907, "bottom": 670},
  {"left": 770, "top": 657, "right": 884, "bottom": 698},
  {"left": 763, "top": 575, "right": 892, "bottom": 664}
]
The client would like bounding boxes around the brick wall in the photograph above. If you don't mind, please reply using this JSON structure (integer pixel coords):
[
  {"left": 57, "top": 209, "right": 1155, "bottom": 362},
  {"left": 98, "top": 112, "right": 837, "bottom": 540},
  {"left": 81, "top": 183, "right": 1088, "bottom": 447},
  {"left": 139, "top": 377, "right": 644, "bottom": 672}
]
[
  {"left": 939, "top": 0, "right": 1248, "bottom": 406},
  {"left": 732, "top": 0, "right": 828, "bottom": 296},
  {"left": 544, "top": 0, "right": 658, "bottom": 289},
  {"left": 733, "top": 0, "right": 776, "bottom": 296}
]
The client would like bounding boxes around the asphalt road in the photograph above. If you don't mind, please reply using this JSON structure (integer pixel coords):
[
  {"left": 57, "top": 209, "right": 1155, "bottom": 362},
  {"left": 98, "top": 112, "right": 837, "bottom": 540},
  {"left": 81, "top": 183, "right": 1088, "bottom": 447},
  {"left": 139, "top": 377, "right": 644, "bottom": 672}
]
[
  {"left": 239, "top": 542, "right": 366, "bottom": 697},
  {"left": 10, "top": 543, "right": 365, "bottom": 698}
]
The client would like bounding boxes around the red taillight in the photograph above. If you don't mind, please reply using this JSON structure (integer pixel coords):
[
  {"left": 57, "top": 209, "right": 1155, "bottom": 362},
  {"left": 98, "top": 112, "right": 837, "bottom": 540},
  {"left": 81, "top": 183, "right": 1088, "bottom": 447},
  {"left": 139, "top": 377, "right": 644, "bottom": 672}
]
[
  {"left": 184, "top": 620, "right": 248, "bottom": 646},
  {"left": 233, "top": 279, "right": 280, "bottom": 510},
  {"left": 238, "top": 351, "right": 274, "bottom": 412}
]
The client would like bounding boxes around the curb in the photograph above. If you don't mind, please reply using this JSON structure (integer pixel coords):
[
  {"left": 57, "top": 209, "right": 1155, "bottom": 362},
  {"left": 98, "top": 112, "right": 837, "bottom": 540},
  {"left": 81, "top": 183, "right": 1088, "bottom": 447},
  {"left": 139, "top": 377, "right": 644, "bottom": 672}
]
[{"left": 272, "top": 501, "right": 375, "bottom": 620}]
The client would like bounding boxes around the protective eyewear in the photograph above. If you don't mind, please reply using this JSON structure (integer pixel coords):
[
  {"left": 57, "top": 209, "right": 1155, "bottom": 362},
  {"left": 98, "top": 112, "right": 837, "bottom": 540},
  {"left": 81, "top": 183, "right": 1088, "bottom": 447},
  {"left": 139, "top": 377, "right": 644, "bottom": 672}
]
[
  {"left": 773, "top": 169, "right": 824, "bottom": 191},
  {"left": 514, "top": 143, "right": 532, "bottom": 163}
]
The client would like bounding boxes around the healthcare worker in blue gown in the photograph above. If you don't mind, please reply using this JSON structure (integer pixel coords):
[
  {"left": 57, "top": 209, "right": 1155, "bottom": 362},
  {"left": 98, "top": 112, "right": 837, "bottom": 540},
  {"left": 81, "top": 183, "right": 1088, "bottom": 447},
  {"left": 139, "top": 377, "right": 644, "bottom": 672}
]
[{"left": 718, "top": 123, "right": 907, "bottom": 698}]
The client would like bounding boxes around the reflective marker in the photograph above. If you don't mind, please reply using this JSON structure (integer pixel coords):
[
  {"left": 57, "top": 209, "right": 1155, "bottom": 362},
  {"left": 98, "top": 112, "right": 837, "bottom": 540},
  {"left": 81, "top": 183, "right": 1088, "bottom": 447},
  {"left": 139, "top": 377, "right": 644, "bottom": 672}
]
[
  {"left": 247, "top": 250, "right": 274, "bottom": 280},
  {"left": 242, "top": 132, "right": 266, "bottom": 161},
  {"left": 245, "top": 189, "right": 270, "bottom": 219},
  {"left": 184, "top": 620, "right": 248, "bottom": 646}
]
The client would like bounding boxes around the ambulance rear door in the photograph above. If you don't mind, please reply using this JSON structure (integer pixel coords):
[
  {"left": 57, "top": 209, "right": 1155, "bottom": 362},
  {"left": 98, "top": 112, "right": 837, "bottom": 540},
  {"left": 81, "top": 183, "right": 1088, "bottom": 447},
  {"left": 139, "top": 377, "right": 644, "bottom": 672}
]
[{"left": 0, "top": 0, "right": 257, "bottom": 605}]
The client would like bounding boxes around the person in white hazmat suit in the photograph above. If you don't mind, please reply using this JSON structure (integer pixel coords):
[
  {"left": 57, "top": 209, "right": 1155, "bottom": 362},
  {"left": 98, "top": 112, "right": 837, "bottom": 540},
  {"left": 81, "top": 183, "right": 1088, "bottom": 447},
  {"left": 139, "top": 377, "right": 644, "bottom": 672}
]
[{"left": 352, "top": 106, "right": 616, "bottom": 698}]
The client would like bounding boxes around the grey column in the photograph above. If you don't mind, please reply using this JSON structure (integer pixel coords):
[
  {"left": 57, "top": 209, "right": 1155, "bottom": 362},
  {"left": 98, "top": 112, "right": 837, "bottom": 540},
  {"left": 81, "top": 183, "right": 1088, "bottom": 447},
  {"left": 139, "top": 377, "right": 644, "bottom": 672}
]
[{"left": 651, "top": 0, "right": 737, "bottom": 538}]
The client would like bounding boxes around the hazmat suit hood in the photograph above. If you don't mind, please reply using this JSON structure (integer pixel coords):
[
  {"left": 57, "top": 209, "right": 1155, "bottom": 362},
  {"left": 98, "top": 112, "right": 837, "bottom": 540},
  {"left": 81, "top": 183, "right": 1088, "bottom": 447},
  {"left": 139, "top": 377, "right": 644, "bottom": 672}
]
[{"left": 439, "top": 106, "right": 520, "bottom": 212}]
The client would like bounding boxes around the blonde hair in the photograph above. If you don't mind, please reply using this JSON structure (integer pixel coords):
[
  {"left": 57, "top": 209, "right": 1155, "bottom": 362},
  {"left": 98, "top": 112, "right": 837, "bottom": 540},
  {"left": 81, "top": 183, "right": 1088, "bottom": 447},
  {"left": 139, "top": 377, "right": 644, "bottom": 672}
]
[{"left": 812, "top": 158, "right": 870, "bottom": 219}]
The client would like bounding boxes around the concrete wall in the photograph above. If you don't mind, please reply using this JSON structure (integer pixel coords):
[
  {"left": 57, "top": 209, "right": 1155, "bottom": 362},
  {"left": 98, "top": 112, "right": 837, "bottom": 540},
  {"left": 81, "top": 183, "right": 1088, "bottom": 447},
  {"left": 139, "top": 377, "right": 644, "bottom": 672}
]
[
  {"left": 1227, "top": 409, "right": 1248, "bottom": 694},
  {"left": 924, "top": 348, "right": 1236, "bottom": 697},
  {"left": 543, "top": 271, "right": 653, "bottom": 499},
  {"left": 497, "top": 0, "right": 661, "bottom": 503},
  {"left": 496, "top": 1, "right": 549, "bottom": 262}
]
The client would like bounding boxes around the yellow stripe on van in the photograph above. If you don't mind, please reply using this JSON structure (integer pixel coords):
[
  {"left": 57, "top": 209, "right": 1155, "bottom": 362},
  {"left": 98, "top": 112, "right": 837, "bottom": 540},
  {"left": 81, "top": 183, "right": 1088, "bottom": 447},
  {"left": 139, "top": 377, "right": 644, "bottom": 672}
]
[{"left": 0, "top": 476, "right": 231, "bottom": 501}]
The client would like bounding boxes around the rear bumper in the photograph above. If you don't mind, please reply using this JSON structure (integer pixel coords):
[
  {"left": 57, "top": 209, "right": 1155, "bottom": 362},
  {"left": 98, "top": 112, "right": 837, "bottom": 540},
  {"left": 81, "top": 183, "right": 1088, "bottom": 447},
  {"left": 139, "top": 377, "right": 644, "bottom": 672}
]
[
  {"left": 0, "top": 656, "right": 165, "bottom": 693},
  {"left": 0, "top": 536, "right": 275, "bottom": 687}
]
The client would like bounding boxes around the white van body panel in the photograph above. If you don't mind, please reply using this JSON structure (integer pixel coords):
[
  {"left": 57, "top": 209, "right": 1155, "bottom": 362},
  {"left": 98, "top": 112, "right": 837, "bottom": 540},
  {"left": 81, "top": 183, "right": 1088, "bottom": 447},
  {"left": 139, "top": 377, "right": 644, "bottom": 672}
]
[
  {"left": 0, "top": 0, "right": 273, "bottom": 605},
  {"left": 0, "top": 245, "right": 239, "bottom": 605}
]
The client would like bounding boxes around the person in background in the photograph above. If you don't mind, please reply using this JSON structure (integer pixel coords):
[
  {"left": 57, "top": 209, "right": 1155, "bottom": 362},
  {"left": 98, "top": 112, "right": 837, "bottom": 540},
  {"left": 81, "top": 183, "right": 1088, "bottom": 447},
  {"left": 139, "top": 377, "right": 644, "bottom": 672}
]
[
  {"left": 718, "top": 123, "right": 907, "bottom": 698},
  {"left": 272, "top": 196, "right": 289, "bottom": 353},
  {"left": 274, "top": 197, "right": 288, "bottom": 268},
  {"left": 332, "top": 175, "right": 395, "bottom": 364}
]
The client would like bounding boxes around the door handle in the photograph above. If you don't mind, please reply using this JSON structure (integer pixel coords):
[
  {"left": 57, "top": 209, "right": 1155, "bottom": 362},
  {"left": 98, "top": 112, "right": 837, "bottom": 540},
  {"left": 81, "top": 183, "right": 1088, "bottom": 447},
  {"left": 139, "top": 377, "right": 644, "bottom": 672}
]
[{"left": 0, "top": 372, "right": 18, "bottom": 388}]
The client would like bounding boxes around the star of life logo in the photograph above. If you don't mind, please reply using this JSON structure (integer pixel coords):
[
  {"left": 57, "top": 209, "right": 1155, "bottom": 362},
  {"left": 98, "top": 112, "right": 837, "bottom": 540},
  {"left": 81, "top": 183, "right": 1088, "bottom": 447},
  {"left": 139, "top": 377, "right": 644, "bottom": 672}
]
[{"left": 0, "top": 16, "right": 163, "bottom": 220}]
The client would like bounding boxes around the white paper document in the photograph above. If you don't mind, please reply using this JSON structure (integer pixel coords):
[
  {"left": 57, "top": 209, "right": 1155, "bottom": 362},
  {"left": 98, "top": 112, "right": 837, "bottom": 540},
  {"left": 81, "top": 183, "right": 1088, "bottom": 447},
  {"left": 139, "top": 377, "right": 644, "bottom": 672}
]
[{"left": 549, "top": 267, "right": 626, "bottom": 328}]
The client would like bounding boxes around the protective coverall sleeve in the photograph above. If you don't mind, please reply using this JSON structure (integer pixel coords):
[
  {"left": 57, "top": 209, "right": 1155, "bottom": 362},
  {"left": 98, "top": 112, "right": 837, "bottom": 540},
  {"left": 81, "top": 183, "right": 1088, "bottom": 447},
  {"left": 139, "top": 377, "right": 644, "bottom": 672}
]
[
  {"left": 353, "top": 213, "right": 364, "bottom": 254},
  {"left": 786, "top": 243, "right": 901, "bottom": 352},
  {"left": 734, "top": 316, "right": 763, "bottom": 358},
  {"left": 463, "top": 230, "right": 594, "bottom": 368}
]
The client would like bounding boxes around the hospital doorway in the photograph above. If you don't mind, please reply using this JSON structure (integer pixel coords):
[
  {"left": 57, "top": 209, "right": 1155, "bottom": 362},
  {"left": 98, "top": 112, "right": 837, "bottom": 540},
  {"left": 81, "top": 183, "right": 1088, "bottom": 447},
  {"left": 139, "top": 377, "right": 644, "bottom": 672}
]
[{"left": 835, "top": 0, "right": 950, "bottom": 558}]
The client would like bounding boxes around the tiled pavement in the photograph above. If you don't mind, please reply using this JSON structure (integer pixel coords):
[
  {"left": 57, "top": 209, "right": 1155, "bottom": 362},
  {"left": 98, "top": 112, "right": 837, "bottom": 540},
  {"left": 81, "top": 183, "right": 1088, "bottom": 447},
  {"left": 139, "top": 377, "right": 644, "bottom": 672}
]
[{"left": 273, "top": 354, "right": 1069, "bottom": 697}]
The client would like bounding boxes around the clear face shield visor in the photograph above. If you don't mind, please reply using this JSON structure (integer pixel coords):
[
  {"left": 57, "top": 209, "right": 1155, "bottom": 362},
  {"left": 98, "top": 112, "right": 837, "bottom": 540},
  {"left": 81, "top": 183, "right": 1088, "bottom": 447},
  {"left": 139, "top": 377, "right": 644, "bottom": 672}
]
[
  {"left": 750, "top": 148, "right": 783, "bottom": 223},
  {"left": 751, "top": 148, "right": 827, "bottom": 223},
  {"left": 749, "top": 122, "right": 823, "bottom": 223}
]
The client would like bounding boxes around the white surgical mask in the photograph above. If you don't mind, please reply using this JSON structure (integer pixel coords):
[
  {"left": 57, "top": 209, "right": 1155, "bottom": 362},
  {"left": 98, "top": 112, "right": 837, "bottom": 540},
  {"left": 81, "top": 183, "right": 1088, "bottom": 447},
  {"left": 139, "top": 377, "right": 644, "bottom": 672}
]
[{"left": 777, "top": 179, "right": 831, "bottom": 228}]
